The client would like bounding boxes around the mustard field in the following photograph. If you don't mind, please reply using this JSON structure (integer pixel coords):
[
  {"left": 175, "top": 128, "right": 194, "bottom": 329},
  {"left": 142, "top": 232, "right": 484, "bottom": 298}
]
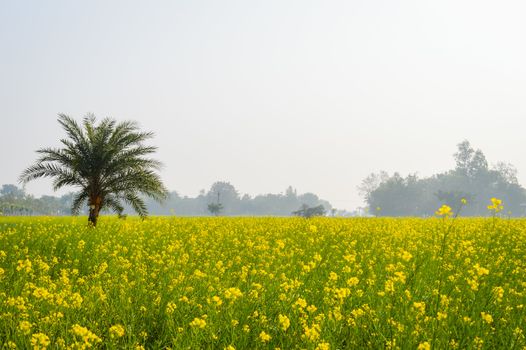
[{"left": 0, "top": 217, "right": 525, "bottom": 349}]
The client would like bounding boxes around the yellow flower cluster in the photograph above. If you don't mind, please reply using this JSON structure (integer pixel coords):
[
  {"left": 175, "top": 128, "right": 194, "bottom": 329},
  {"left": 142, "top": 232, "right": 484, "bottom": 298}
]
[
  {"left": 487, "top": 198, "right": 504, "bottom": 213},
  {"left": 189, "top": 317, "right": 207, "bottom": 329},
  {"left": 30, "top": 333, "right": 50, "bottom": 350},
  {"left": 435, "top": 204, "right": 453, "bottom": 217},
  {"left": 0, "top": 215, "right": 524, "bottom": 349},
  {"left": 109, "top": 324, "right": 126, "bottom": 338},
  {"left": 71, "top": 324, "right": 102, "bottom": 347}
]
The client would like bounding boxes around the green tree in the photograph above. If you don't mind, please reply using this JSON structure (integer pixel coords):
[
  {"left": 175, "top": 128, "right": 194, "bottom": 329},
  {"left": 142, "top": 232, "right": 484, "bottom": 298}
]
[
  {"left": 362, "top": 141, "right": 526, "bottom": 217},
  {"left": 207, "top": 202, "right": 223, "bottom": 216},
  {"left": 206, "top": 181, "right": 238, "bottom": 215},
  {"left": 207, "top": 190, "right": 224, "bottom": 216},
  {"left": 292, "top": 204, "right": 326, "bottom": 218},
  {"left": 20, "top": 114, "right": 168, "bottom": 226}
]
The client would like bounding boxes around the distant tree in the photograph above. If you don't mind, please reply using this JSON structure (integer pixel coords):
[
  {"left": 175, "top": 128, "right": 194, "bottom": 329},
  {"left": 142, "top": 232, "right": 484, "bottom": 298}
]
[
  {"left": 298, "top": 193, "right": 320, "bottom": 207},
  {"left": 292, "top": 204, "right": 326, "bottom": 218},
  {"left": 207, "top": 202, "right": 223, "bottom": 216},
  {"left": 0, "top": 185, "right": 31, "bottom": 215},
  {"left": 454, "top": 140, "right": 475, "bottom": 176},
  {"left": 20, "top": 114, "right": 168, "bottom": 226},
  {"left": 206, "top": 181, "right": 238, "bottom": 214},
  {"left": 454, "top": 140, "right": 488, "bottom": 178},
  {"left": 493, "top": 162, "right": 519, "bottom": 184},
  {"left": 0, "top": 184, "right": 25, "bottom": 200},
  {"left": 366, "top": 173, "right": 425, "bottom": 216},
  {"left": 357, "top": 171, "right": 389, "bottom": 203},
  {"left": 207, "top": 190, "right": 224, "bottom": 216},
  {"left": 285, "top": 186, "right": 297, "bottom": 197}
]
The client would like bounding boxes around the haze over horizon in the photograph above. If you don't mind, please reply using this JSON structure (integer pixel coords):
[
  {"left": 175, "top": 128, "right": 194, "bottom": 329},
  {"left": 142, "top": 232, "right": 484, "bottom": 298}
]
[{"left": 2, "top": 0, "right": 526, "bottom": 211}]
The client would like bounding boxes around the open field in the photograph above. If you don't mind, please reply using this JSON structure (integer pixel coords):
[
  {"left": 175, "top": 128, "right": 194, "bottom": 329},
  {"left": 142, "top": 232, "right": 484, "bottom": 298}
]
[{"left": 0, "top": 217, "right": 525, "bottom": 349}]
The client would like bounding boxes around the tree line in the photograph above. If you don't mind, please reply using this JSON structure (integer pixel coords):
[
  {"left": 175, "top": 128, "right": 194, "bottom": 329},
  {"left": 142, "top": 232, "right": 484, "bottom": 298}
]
[
  {"left": 359, "top": 141, "right": 526, "bottom": 217},
  {"left": 0, "top": 182, "right": 332, "bottom": 217},
  {"left": 124, "top": 182, "right": 332, "bottom": 216},
  {"left": 0, "top": 184, "right": 74, "bottom": 216}
]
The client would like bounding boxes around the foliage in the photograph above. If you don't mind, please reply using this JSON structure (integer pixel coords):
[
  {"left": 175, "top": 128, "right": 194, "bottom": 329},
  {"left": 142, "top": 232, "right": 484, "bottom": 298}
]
[
  {"left": 0, "top": 182, "right": 334, "bottom": 217},
  {"left": 361, "top": 141, "right": 526, "bottom": 216},
  {"left": 0, "top": 216, "right": 525, "bottom": 348},
  {"left": 0, "top": 185, "right": 74, "bottom": 216},
  {"left": 207, "top": 203, "right": 223, "bottom": 216},
  {"left": 135, "top": 182, "right": 333, "bottom": 216},
  {"left": 206, "top": 182, "right": 237, "bottom": 215},
  {"left": 292, "top": 204, "right": 326, "bottom": 218},
  {"left": 19, "top": 114, "right": 167, "bottom": 225}
]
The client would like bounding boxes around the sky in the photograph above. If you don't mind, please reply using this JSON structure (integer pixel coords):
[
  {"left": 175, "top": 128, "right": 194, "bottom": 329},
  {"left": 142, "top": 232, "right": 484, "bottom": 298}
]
[{"left": 1, "top": 0, "right": 526, "bottom": 211}]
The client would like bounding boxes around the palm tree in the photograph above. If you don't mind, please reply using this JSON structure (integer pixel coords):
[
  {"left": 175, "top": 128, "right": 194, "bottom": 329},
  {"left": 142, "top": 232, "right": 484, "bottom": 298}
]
[{"left": 20, "top": 114, "right": 168, "bottom": 226}]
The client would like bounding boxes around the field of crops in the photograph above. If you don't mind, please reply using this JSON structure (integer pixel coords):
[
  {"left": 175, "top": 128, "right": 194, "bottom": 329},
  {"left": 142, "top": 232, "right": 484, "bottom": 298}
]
[{"left": 0, "top": 216, "right": 525, "bottom": 349}]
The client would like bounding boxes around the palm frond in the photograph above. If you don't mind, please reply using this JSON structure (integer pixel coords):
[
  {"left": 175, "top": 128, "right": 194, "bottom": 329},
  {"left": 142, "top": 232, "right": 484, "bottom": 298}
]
[
  {"left": 122, "top": 192, "right": 148, "bottom": 218},
  {"left": 102, "top": 195, "right": 125, "bottom": 216},
  {"left": 71, "top": 191, "right": 89, "bottom": 215}
]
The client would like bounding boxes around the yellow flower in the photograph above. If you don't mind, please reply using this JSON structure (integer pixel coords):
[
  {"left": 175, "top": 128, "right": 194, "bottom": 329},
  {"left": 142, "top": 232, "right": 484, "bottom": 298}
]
[
  {"left": 16, "top": 259, "right": 32, "bottom": 273},
  {"left": 413, "top": 302, "right": 426, "bottom": 315},
  {"left": 437, "top": 312, "right": 447, "bottom": 321},
  {"left": 295, "top": 297, "right": 307, "bottom": 309},
  {"left": 435, "top": 205, "right": 453, "bottom": 217},
  {"left": 346, "top": 277, "right": 360, "bottom": 287},
  {"left": 211, "top": 295, "right": 223, "bottom": 306},
  {"left": 189, "top": 317, "right": 207, "bottom": 329},
  {"left": 481, "top": 312, "right": 493, "bottom": 324},
  {"left": 487, "top": 198, "right": 504, "bottom": 213},
  {"left": 259, "top": 331, "right": 272, "bottom": 342},
  {"left": 316, "top": 342, "right": 330, "bottom": 350},
  {"left": 19, "top": 320, "right": 32, "bottom": 335},
  {"left": 109, "top": 324, "right": 126, "bottom": 338},
  {"left": 329, "top": 271, "right": 339, "bottom": 281},
  {"left": 401, "top": 250, "right": 413, "bottom": 262},
  {"left": 493, "top": 286, "right": 504, "bottom": 302},
  {"left": 224, "top": 287, "right": 243, "bottom": 300},
  {"left": 278, "top": 314, "right": 290, "bottom": 331},
  {"left": 417, "top": 342, "right": 431, "bottom": 350},
  {"left": 303, "top": 324, "right": 321, "bottom": 341},
  {"left": 307, "top": 304, "right": 318, "bottom": 313},
  {"left": 166, "top": 302, "right": 177, "bottom": 314},
  {"left": 71, "top": 324, "right": 102, "bottom": 345},
  {"left": 30, "top": 333, "right": 50, "bottom": 350},
  {"left": 473, "top": 264, "right": 489, "bottom": 276}
]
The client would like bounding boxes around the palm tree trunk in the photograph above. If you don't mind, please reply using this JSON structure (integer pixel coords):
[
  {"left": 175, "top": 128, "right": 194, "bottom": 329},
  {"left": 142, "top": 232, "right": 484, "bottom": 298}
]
[
  {"left": 88, "top": 196, "right": 102, "bottom": 226},
  {"left": 88, "top": 206, "right": 99, "bottom": 226}
]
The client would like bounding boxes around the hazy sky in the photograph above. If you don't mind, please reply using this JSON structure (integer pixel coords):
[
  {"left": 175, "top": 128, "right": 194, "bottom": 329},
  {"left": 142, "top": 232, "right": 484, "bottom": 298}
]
[{"left": 1, "top": 0, "right": 526, "bottom": 210}]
